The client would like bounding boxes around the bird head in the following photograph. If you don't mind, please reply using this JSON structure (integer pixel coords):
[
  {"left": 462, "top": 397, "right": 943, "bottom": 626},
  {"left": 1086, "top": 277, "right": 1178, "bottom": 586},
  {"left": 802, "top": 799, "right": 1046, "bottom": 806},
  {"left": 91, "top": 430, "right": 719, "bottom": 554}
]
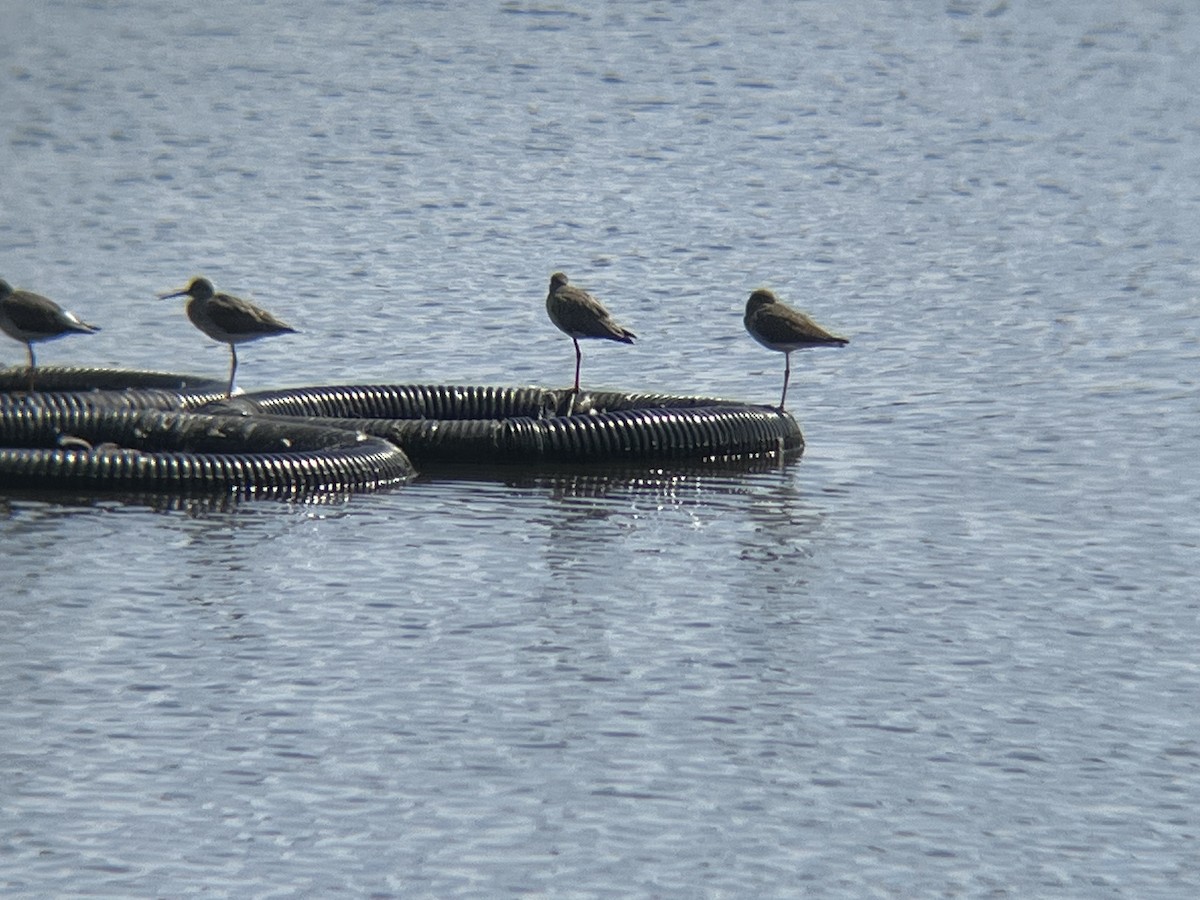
[
  {"left": 159, "top": 277, "right": 215, "bottom": 302},
  {"left": 746, "top": 288, "right": 780, "bottom": 315}
]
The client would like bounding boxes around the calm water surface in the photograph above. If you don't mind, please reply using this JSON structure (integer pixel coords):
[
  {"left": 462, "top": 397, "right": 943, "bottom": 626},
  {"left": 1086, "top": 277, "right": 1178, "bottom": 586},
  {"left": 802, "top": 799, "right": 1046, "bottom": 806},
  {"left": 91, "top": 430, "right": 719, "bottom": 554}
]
[{"left": 2, "top": 1, "right": 1199, "bottom": 896}]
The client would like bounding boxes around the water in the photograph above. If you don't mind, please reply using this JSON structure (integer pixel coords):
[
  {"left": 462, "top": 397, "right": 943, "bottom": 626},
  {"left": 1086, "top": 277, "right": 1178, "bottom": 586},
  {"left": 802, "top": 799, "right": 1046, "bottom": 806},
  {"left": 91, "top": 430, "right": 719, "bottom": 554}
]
[{"left": 3, "top": 0, "right": 1199, "bottom": 896}]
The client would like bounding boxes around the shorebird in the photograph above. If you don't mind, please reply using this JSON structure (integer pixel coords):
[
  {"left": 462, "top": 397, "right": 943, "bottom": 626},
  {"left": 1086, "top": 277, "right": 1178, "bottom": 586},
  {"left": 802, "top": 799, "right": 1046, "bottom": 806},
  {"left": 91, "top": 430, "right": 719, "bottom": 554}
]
[
  {"left": 159, "top": 276, "right": 296, "bottom": 397},
  {"left": 545, "top": 272, "right": 636, "bottom": 392},
  {"left": 0, "top": 278, "right": 101, "bottom": 390},
  {"left": 743, "top": 288, "right": 848, "bottom": 411}
]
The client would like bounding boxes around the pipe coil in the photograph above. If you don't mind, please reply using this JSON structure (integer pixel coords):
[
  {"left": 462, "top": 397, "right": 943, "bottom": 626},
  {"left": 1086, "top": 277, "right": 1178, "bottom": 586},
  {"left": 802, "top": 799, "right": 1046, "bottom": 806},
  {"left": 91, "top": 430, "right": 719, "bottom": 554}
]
[
  {"left": 0, "top": 398, "right": 414, "bottom": 497},
  {"left": 4, "top": 371, "right": 801, "bottom": 496},
  {"left": 207, "top": 384, "right": 804, "bottom": 466},
  {"left": 0, "top": 366, "right": 229, "bottom": 410}
]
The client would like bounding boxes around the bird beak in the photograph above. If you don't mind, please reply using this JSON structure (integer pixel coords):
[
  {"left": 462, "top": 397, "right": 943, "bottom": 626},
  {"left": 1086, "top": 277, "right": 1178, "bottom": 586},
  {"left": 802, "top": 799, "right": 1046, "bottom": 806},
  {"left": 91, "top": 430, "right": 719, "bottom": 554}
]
[{"left": 158, "top": 287, "right": 188, "bottom": 300}]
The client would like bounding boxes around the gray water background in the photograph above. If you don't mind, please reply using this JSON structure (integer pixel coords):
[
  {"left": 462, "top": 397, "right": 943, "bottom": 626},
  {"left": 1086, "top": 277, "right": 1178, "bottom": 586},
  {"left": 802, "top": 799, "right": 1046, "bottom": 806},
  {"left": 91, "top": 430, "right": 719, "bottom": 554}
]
[{"left": 2, "top": 0, "right": 1199, "bottom": 896}]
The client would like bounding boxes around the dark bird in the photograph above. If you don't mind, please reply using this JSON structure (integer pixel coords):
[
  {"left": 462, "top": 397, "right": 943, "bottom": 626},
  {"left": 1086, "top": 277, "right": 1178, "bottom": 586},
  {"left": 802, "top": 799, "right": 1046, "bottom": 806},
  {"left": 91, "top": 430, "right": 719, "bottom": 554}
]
[
  {"left": 0, "top": 278, "right": 101, "bottom": 390},
  {"left": 744, "top": 288, "right": 848, "bottom": 411},
  {"left": 545, "top": 272, "right": 636, "bottom": 392},
  {"left": 159, "top": 276, "right": 296, "bottom": 398}
]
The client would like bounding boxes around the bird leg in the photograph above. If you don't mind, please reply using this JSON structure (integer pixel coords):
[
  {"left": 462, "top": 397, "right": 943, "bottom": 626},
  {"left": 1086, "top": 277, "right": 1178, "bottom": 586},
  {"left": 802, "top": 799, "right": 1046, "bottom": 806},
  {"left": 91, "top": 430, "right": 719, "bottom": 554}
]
[
  {"left": 25, "top": 343, "right": 36, "bottom": 392},
  {"left": 227, "top": 344, "right": 239, "bottom": 398},
  {"left": 572, "top": 338, "right": 582, "bottom": 393},
  {"left": 779, "top": 351, "right": 792, "bottom": 411}
]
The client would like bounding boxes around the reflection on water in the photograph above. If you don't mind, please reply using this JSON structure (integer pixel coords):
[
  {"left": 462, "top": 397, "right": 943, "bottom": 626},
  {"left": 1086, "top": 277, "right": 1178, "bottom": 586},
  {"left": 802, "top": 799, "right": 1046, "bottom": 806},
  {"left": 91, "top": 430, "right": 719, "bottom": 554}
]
[
  {"left": 0, "top": 487, "right": 355, "bottom": 520},
  {"left": 483, "top": 461, "right": 836, "bottom": 617},
  {"left": 423, "top": 455, "right": 793, "bottom": 494}
]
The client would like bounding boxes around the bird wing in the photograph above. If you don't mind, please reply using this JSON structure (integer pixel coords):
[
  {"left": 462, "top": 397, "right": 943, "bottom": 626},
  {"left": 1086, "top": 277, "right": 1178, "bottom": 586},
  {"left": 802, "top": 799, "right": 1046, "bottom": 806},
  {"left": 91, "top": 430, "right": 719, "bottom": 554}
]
[
  {"left": 752, "top": 305, "right": 846, "bottom": 346},
  {"left": 209, "top": 293, "right": 295, "bottom": 335},
  {"left": 550, "top": 287, "right": 636, "bottom": 341},
  {"left": 4, "top": 292, "right": 61, "bottom": 331},
  {"left": 4, "top": 291, "right": 97, "bottom": 335}
]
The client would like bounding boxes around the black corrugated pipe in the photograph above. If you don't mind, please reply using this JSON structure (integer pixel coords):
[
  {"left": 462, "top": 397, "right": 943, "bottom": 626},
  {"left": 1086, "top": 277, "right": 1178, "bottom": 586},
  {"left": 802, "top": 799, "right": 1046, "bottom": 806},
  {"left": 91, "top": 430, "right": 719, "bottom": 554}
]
[
  {"left": 0, "top": 366, "right": 229, "bottom": 410},
  {"left": 0, "top": 400, "right": 414, "bottom": 498},
  {"left": 205, "top": 384, "right": 804, "bottom": 467},
  {"left": 4, "top": 371, "right": 803, "bottom": 489}
]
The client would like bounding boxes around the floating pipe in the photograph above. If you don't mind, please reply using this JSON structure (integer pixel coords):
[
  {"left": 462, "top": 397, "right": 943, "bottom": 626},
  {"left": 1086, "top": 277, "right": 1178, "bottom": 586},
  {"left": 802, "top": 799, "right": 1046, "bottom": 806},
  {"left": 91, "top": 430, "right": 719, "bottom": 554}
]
[
  {"left": 0, "top": 400, "right": 414, "bottom": 497},
  {"left": 0, "top": 366, "right": 229, "bottom": 410},
  {"left": 206, "top": 384, "right": 804, "bottom": 466}
]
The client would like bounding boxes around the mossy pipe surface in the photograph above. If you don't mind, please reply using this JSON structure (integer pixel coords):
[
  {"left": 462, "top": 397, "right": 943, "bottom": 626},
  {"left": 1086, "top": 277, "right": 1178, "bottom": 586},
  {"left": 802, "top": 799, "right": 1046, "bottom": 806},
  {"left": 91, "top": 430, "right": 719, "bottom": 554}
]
[
  {"left": 0, "top": 400, "right": 414, "bottom": 497},
  {"left": 208, "top": 384, "right": 804, "bottom": 466}
]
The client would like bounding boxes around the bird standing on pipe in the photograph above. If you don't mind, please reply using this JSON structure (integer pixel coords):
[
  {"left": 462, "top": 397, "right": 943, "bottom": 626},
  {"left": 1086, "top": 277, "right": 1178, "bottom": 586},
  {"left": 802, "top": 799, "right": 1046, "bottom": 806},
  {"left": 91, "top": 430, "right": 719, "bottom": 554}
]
[
  {"left": 0, "top": 278, "right": 101, "bottom": 390},
  {"left": 159, "top": 276, "right": 296, "bottom": 398},
  {"left": 545, "top": 272, "right": 636, "bottom": 393}
]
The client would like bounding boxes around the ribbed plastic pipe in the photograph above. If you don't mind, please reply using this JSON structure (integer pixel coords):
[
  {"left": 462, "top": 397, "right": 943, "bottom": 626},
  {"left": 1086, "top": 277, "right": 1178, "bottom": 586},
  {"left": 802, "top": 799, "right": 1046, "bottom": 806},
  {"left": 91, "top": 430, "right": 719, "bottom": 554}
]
[
  {"left": 0, "top": 399, "right": 414, "bottom": 497},
  {"left": 209, "top": 384, "right": 804, "bottom": 466},
  {"left": 0, "top": 366, "right": 229, "bottom": 410}
]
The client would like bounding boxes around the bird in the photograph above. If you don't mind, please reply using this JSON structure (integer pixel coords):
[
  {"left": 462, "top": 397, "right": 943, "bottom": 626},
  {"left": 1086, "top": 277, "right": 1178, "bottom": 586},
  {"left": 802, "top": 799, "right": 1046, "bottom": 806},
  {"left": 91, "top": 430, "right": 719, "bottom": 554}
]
[
  {"left": 545, "top": 272, "right": 636, "bottom": 393},
  {"left": 0, "top": 278, "right": 101, "bottom": 390},
  {"left": 743, "top": 288, "right": 848, "bottom": 411},
  {"left": 159, "top": 276, "right": 296, "bottom": 398}
]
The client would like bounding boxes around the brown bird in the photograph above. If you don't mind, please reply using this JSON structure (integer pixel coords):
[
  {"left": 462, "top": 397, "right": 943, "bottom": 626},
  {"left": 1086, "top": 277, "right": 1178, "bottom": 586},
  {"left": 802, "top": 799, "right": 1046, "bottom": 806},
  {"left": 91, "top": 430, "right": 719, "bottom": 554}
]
[
  {"left": 744, "top": 288, "right": 848, "bottom": 411},
  {"left": 545, "top": 272, "right": 636, "bottom": 392},
  {"left": 159, "top": 276, "right": 296, "bottom": 398},
  {"left": 0, "top": 278, "right": 101, "bottom": 390}
]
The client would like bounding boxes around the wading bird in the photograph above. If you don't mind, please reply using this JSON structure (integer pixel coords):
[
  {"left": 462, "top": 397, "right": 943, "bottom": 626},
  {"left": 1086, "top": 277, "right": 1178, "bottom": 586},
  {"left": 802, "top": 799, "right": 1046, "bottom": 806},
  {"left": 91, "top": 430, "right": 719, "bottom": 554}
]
[
  {"left": 159, "top": 276, "right": 296, "bottom": 398},
  {"left": 743, "top": 288, "right": 847, "bottom": 411},
  {"left": 0, "top": 278, "right": 100, "bottom": 390},
  {"left": 545, "top": 271, "right": 636, "bottom": 392}
]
